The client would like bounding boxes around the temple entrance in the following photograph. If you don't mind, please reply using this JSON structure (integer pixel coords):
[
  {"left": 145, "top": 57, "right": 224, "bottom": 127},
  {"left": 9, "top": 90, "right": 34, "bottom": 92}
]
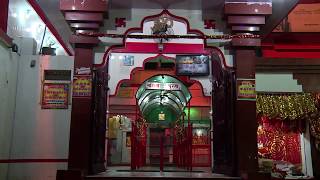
[
  {"left": 99, "top": 10, "right": 235, "bottom": 177},
  {"left": 106, "top": 54, "right": 214, "bottom": 171}
]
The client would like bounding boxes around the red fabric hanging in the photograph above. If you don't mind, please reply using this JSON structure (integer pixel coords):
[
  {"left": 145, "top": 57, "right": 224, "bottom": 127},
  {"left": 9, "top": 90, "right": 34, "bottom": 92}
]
[{"left": 258, "top": 116, "right": 302, "bottom": 164}]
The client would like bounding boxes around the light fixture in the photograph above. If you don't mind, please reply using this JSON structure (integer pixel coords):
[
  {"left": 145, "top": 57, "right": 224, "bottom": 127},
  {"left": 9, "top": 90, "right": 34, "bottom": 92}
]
[{"left": 196, "top": 129, "right": 203, "bottom": 136}]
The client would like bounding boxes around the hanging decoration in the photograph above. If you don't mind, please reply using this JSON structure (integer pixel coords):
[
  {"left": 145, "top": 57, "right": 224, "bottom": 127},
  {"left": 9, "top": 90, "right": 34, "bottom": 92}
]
[
  {"left": 257, "top": 93, "right": 320, "bottom": 152},
  {"left": 175, "top": 115, "right": 185, "bottom": 143},
  {"left": 257, "top": 120, "right": 302, "bottom": 165},
  {"left": 256, "top": 93, "right": 317, "bottom": 120},
  {"left": 76, "top": 31, "right": 260, "bottom": 40},
  {"left": 309, "top": 93, "right": 320, "bottom": 151},
  {"left": 204, "top": 19, "right": 216, "bottom": 29},
  {"left": 135, "top": 117, "right": 148, "bottom": 137},
  {"left": 115, "top": 18, "right": 126, "bottom": 28}
]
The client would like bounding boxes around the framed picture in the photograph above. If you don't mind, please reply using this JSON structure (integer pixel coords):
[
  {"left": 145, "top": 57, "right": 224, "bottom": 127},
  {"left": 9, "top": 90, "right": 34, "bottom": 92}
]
[
  {"left": 176, "top": 55, "right": 210, "bottom": 76},
  {"left": 123, "top": 55, "right": 134, "bottom": 66},
  {"left": 159, "top": 113, "right": 165, "bottom": 121}
]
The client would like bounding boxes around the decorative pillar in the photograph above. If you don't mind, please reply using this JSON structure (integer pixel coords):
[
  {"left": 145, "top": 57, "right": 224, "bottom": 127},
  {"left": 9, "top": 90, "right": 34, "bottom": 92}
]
[
  {"left": 57, "top": 1, "right": 108, "bottom": 179},
  {"left": 234, "top": 49, "right": 270, "bottom": 180},
  {"left": 69, "top": 35, "right": 100, "bottom": 171},
  {"left": 57, "top": 35, "right": 99, "bottom": 180}
]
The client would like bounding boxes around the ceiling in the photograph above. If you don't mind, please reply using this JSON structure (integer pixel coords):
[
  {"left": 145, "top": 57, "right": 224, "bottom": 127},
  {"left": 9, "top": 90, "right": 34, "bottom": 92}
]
[
  {"left": 8, "top": 0, "right": 301, "bottom": 55},
  {"left": 109, "top": 0, "right": 225, "bottom": 10},
  {"left": 36, "top": 0, "right": 73, "bottom": 55},
  {"left": 33, "top": 0, "right": 225, "bottom": 55},
  {"left": 7, "top": 0, "right": 71, "bottom": 55}
]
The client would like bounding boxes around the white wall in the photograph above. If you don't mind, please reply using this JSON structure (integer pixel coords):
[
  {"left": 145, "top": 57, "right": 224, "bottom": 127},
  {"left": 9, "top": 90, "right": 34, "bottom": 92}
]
[
  {"left": 7, "top": 55, "right": 74, "bottom": 180},
  {"left": 102, "top": 9, "right": 225, "bottom": 37},
  {"left": 0, "top": 42, "right": 19, "bottom": 180},
  {"left": 256, "top": 73, "right": 303, "bottom": 92}
]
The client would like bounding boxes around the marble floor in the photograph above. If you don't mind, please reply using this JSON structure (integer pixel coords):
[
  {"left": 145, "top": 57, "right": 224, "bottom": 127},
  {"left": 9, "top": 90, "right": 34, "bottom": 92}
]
[{"left": 86, "top": 166, "right": 241, "bottom": 179}]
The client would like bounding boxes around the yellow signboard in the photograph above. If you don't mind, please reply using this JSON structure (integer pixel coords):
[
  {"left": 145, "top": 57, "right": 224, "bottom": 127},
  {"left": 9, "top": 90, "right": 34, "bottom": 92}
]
[
  {"left": 73, "top": 75, "right": 92, "bottom": 97},
  {"left": 237, "top": 79, "right": 256, "bottom": 101}
]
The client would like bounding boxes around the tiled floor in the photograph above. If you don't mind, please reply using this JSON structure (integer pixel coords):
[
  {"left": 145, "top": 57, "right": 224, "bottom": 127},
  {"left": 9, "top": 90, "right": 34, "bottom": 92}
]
[{"left": 86, "top": 166, "right": 241, "bottom": 179}]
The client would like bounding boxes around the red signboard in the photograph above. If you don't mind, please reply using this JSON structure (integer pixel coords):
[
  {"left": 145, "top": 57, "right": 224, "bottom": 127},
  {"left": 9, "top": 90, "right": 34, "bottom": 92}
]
[{"left": 42, "top": 83, "right": 69, "bottom": 109}]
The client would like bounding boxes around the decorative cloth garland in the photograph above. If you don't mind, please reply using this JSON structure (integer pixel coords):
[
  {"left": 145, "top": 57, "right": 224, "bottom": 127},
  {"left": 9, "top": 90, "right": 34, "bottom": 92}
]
[{"left": 256, "top": 94, "right": 317, "bottom": 120}]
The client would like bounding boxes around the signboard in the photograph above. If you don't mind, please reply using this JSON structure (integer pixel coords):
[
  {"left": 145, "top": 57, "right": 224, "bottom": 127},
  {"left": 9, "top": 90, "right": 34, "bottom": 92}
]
[
  {"left": 163, "top": 83, "right": 181, "bottom": 91},
  {"left": 273, "top": 3, "right": 320, "bottom": 32},
  {"left": 73, "top": 75, "right": 92, "bottom": 97},
  {"left": 146, "top": 82, "right": 181, "bottom": 91},
  {"left": 44, "top": 70, "right": 71, "bottom": 81},
  {"left": 42, "top": 83, "right": 69, "bottom": 109},
  {"left": 288, "top": 4, "right": 320, "bottom": 32},
  {"left": 237, "top": 79, "right": 256, "bottom": 101},
  {"left": 146, "top": 82, "right": 161, "bottom": 90}
]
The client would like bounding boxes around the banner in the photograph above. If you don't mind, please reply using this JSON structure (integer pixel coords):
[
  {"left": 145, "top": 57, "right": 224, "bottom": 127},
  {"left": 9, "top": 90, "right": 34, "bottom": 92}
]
[
  {"left": 73, "top": 75, "right": 92, "bottom": 97},
  {"left": 237, "top": 79, "right": 256, "bottom": 101},
  {"left": 42, "top": 83, "right": 69, "bottom": 109}
]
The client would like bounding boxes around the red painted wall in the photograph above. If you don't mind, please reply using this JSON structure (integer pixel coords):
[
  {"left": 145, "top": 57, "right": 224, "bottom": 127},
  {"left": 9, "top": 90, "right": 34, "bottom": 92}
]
[{"left": 0, "top": 0, "right": 9, "bottom": 32}]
